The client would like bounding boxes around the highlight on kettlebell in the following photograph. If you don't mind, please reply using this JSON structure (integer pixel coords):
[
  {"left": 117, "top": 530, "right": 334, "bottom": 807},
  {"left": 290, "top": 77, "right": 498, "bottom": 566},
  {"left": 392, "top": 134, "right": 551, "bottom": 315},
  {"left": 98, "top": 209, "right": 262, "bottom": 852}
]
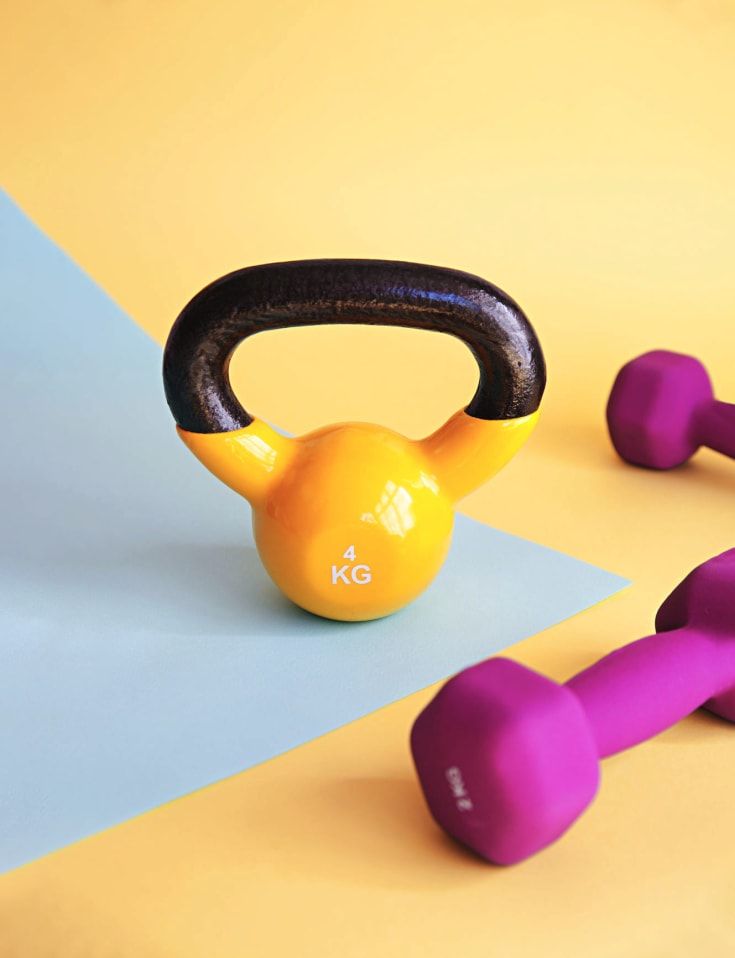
[{"left": 163, "top": 259, "right": 546, "bottom": 621}]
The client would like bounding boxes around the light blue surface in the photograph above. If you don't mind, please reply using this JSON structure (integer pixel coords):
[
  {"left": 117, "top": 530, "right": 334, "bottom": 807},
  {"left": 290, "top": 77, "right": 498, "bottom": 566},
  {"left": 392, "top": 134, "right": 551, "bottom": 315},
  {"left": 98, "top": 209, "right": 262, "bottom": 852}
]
[{"left": 0, "top": 191, "right": 628, "bottom": 873}]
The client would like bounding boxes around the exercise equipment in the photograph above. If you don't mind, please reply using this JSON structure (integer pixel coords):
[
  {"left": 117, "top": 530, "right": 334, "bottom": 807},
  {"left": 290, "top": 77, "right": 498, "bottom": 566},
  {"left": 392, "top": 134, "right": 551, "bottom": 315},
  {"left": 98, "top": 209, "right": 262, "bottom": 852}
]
[
  {"left": 607, "top": 350, "right": 735, "bottom": 469},
  {"left": 163, "top": 259, "right": 545, "bottom": 621},
  {"left": 411, "top": 549, "right": 735, "bottom": 864}
]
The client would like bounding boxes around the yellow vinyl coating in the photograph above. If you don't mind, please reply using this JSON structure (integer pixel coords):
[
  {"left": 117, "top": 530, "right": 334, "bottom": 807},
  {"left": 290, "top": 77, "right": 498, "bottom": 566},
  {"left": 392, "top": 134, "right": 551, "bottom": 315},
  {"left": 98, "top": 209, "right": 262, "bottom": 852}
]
[
  {"left": 178, "top": 409, "right": 537, "bottom": 621},
  {"left": 419, "top": 410, "right": 539, "bottom": 503},
  {"left": 177, "top": 420, "right": 295, "bottom": 508}
]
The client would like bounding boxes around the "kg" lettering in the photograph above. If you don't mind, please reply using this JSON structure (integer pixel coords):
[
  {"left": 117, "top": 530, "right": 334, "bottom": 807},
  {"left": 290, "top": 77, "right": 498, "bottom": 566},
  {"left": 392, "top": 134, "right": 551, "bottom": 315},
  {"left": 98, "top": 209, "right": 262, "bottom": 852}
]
[{"left": 331, "top": 546, "right": 372, "bottom": 586}]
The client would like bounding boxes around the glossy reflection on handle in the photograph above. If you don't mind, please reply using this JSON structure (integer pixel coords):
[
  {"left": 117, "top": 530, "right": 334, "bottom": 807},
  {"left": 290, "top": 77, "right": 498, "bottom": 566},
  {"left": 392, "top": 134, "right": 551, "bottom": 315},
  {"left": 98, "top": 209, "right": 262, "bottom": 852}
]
[{"left": 163, "top": 259, "right": 546, "bottom": 434}]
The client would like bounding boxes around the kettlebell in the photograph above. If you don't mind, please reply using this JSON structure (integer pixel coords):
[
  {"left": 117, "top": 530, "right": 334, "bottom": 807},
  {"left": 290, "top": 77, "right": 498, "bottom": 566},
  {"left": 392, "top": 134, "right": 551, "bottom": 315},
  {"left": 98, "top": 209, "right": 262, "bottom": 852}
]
[{"left": 163, "top": 260, "right": 545, "bottom": 621}]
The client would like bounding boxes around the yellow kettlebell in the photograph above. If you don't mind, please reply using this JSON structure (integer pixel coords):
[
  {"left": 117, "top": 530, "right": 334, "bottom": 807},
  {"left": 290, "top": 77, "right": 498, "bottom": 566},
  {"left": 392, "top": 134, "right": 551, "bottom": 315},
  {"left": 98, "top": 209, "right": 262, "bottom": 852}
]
[{"left": 163, "top": 260, "right": 545, "bottom": 621}]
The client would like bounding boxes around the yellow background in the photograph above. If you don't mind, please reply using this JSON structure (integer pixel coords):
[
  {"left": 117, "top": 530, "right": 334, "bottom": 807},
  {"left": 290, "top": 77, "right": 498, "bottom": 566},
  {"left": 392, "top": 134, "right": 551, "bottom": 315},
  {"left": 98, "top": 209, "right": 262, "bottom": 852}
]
[{"left": 2, "top": 1, "right": 735, "bottom": 954}]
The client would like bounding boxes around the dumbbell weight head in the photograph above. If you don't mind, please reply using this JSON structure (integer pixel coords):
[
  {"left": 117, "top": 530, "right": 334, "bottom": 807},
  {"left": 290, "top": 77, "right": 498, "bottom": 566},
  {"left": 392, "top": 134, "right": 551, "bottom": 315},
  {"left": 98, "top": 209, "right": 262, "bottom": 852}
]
[
  {"left": 410, "top": 657, "right": 599, "bottom": 865},
  {"left": 606, "top": 350, "right": 714, "bottom": 469},
  {"left": 655, "top": 549, "right": 735, "bottom": 721}
]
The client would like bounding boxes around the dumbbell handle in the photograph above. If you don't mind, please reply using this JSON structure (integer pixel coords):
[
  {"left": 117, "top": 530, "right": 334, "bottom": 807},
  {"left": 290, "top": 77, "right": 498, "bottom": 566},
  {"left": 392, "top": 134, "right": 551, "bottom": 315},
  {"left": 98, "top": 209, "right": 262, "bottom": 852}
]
[
  {"left": 695, "top": 400, "right": 735, "bottom": 460},
  {"left": 566, "top": 627, "right": 734, "bottom": 758}
]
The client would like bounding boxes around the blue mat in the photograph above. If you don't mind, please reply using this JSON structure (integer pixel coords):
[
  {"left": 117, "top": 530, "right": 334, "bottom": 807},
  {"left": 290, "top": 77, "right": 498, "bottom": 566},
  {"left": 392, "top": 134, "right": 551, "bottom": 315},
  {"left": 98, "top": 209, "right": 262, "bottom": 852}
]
[{"left": 0, "top": 192, "right": 628, "bottom": 873}]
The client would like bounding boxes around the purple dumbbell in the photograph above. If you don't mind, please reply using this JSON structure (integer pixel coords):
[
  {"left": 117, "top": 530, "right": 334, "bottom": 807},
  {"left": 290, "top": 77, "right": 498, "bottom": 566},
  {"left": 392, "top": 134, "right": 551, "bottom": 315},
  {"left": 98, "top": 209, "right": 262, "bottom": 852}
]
[
  {"left": 607, "top": 350, "right": 735, "bottom": 469},
  {"left": 411, "top": 550, "right": 735, "bottom": 865}
]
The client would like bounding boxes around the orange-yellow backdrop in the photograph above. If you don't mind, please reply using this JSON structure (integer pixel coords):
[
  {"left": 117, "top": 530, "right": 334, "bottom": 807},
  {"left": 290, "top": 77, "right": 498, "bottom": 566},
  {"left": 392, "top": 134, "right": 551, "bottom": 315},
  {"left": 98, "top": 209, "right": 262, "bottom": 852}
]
[{"left": 1, "top": 1, "right": 735, "bottom": 955}]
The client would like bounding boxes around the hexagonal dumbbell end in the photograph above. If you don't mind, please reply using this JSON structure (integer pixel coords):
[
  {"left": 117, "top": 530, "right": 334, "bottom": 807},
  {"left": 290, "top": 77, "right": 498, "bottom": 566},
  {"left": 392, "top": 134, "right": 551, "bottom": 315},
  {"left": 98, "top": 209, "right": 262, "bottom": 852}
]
[
  {"left": 411, "top": 549, "right": 735, "bottom": 865},
  {"left": 655, "top": 548, "right": 735, "bottom": 722},
  {"left": 607, "top": 350, "right": 735, "bottom": 469},
  {"left": 410, "top": 658, "right": 600, "bottom": 866}
]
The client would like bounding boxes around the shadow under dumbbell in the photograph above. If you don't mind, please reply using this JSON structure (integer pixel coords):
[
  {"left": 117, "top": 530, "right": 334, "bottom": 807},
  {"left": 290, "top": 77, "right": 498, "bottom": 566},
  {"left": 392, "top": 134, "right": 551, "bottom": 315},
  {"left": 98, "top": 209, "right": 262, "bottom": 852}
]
[
  {"left": 300, "top": 775, "right": 493, "bottom": 887},
  {"left": 653, "top": 707, "right": 733, "bottom": 746},
  {"left": 535, "top": 413, "right": 735, "bottom": 491}
]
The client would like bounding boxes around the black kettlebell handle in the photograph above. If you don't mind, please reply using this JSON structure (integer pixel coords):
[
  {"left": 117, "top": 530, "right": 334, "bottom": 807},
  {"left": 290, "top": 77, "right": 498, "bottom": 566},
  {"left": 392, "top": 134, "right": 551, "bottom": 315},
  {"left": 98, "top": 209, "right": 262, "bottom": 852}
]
[{"left": 163, "top": 259, "right": 546, "bottom": 434}]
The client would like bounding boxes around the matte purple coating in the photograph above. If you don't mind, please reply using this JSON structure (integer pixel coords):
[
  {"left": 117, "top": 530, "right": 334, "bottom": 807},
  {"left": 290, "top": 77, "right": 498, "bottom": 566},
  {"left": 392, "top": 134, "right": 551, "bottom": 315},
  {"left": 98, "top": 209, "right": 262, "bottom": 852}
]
[
  {"left": 410, "top": 549, "right": 735, "bottom": 865},
  {"left": 410, "top": 658, "right": 600, "bottom": 866},
  {"left": 606, "top": 350, "right": 735, "bottom": 469}
]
